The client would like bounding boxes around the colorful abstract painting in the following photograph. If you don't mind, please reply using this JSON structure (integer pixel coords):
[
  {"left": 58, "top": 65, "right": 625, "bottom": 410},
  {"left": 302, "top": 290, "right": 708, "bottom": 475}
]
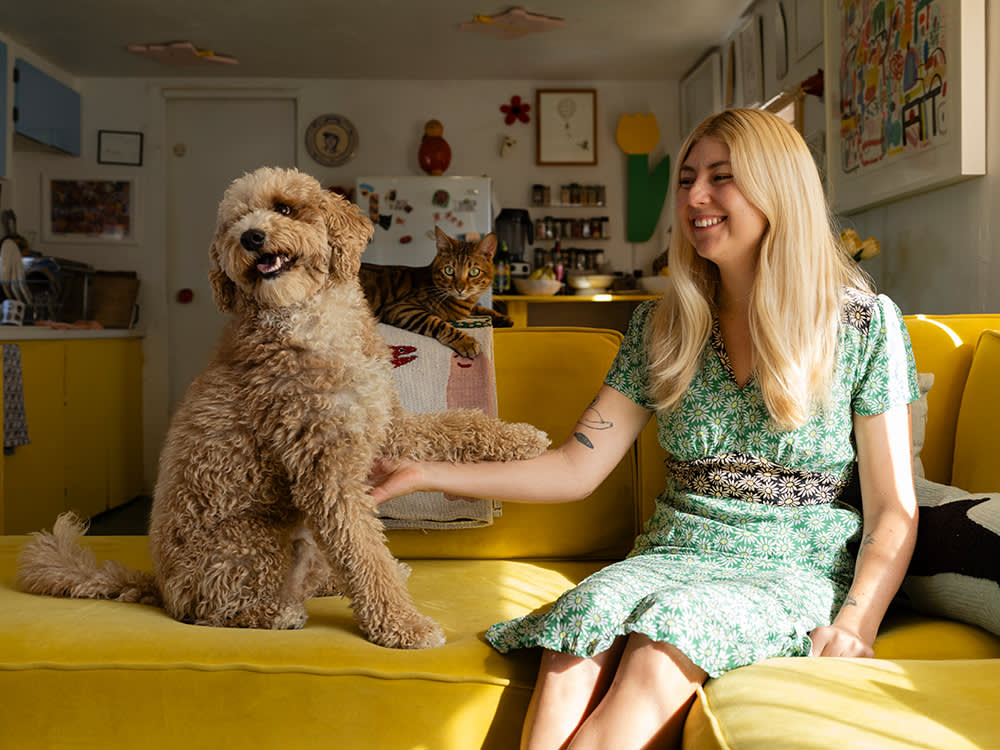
[{"left": 836, "top": 0, "right": 949, "bottom": 176}]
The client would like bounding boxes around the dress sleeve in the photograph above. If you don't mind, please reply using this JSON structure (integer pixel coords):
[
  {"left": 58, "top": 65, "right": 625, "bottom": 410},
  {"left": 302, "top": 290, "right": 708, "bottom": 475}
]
[
  {"left": 852, "top": 294, "right": 920, "bottom": 416},
  {"left": 604, "top": 299, "right": 657, "bottom": 409}
]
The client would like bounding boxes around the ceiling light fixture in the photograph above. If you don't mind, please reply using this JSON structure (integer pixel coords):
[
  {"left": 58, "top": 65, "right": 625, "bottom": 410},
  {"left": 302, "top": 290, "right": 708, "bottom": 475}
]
[
  {"left": 126, "top": 41, "right": 238, "bottom": 67},
  {"left": 459, "top": 7, "right": 565, "bottom": 39}
]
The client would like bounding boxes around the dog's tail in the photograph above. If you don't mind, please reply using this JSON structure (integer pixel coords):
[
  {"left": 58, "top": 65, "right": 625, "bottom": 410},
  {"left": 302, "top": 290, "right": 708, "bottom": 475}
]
[{"left": 16, "top": 512, "right": 161, "bottom": 606}]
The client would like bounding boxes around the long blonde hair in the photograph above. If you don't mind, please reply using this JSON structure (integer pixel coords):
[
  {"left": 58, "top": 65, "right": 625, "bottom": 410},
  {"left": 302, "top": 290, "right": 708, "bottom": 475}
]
[{"left": 648, "top": 108, "right": 871, "bottom": 430}]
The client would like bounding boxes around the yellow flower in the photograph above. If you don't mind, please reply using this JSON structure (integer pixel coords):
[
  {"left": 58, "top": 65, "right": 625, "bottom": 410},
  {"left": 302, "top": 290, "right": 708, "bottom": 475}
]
[{"left": 616, "top": 113, "right": 660, "bottom": 154}]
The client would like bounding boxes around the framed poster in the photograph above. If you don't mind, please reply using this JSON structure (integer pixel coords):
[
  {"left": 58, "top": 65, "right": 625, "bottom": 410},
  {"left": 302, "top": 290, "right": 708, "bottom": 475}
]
[
  {"left": 679, "top": 51, "right": 722, "bottom": 137},
  {"left": 42, "top": 177, "right": 139, "bottom": 243},
  {"left": 536, "top": 89, "right": 597, "bottom": 165},
  {"left": 825, "top": 0, "right": 985, "bottom": 214},
  {"left": 97, "top": 130, "right": 143, "bottom": 166}
]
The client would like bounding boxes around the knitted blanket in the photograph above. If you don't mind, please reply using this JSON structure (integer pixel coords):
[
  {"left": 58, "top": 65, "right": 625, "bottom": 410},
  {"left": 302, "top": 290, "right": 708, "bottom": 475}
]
[{"left": 375, "top": 318, "right": 501, "bottom": 530}]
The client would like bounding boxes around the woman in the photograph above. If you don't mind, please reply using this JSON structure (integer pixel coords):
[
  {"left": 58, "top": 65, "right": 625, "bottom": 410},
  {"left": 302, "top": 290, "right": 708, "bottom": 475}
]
[{"left": 368, "top": 109, "right": 919, "bottom": 750}]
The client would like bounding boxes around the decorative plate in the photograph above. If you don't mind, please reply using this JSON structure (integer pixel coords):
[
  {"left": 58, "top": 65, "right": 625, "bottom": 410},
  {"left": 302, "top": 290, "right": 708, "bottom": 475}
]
[{"left": 304, "top": 114, "right": 359, "bottom": 167}]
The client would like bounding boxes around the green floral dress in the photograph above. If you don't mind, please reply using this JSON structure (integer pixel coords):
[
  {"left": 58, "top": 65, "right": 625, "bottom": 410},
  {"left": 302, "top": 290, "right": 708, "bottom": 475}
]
[{"left": 486, "top": 289, "right": 919, "bottom": 677}]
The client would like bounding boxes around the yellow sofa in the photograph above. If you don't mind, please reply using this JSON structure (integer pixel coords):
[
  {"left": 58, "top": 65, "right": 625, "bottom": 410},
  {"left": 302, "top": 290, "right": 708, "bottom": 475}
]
[{"left": 0, "top": 317, "right": 998, "bottom": 750}]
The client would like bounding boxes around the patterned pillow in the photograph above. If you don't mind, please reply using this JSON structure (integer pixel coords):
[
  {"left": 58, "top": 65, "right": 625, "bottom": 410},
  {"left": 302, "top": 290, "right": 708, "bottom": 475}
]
[{"left": 901, "top": 477, "right": 1000, "bottom": 635}]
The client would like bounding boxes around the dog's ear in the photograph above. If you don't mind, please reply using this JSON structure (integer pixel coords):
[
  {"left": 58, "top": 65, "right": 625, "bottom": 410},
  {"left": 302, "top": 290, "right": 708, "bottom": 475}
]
[
  {"left": 209, "top": 241, "right": 237, "bottom": 312},
  {"left": 322, "top": 191, "right": 374, "bottom": 279}
]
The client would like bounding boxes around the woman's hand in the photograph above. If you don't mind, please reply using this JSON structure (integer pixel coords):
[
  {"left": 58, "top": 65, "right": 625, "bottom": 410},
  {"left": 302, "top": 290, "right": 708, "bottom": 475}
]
[
  {"left": 808, "top": 624, "right": 875, "bottom": 658},
  {"left": 366, "top": 458, "right": 429, "bottom": 506}
]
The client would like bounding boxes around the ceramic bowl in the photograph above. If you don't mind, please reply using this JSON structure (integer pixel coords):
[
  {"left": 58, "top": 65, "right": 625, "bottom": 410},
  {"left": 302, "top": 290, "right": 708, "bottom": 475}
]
[
  {"left": 566, "top": 274, "right": 615, "bottom": 293},
  {"left": 513, "top": 278, "right": 563, "bottom": 296},
  {"left": 638, "top": 275, "right": 672, "bottom": 294}
]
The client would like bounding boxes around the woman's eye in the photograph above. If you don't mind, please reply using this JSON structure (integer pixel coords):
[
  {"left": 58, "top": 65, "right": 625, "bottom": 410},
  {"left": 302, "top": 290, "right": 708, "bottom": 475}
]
[
  {"left": 713, "top": 174, "right": 733, "bottom": 183},
  {"left": 469, "top": 268, "right": 480, "bottom": 277},
  {"left": 274, "top": 202, "right": 294, "bottom": 216},
  {"left": 677, "top": 178, "right": 693, "bottom": 188}
]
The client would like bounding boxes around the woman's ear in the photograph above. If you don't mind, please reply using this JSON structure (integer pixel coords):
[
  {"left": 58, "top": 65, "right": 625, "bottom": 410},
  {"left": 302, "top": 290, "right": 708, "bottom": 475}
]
[
  {"left": 208, "top": 241, "right": 237, "bottom": 312},
  {"left": 323, "top": 190, "right": 374, "bottom": 280}
]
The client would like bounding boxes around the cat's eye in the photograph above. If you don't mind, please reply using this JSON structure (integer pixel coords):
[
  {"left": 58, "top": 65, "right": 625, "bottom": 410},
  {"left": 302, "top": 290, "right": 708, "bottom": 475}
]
[
  {"left": 469, "top": 268, "right": 481, "bottom": 277},
  {"left": 443, "top": 266, "right": 455, "bottom": 276},
  {"left": 274, "top": 202, "right": 294, "bottom": 216}
]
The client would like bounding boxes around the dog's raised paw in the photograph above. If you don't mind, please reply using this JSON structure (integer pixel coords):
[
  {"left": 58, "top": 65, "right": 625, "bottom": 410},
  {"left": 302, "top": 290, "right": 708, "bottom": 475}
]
[{"left": 507, "top": 423, "right": 551, "bottom": 459}]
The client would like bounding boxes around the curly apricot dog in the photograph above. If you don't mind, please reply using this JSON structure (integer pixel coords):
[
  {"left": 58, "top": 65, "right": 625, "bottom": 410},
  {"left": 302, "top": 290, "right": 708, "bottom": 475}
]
[{"left": 18, "top": 167, "right": 548, "bottom": 649}]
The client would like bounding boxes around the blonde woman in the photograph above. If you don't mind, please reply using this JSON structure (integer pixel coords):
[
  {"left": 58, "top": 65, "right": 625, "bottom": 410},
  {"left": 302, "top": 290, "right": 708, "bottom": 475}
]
[{"left": 368, "top": 109, "right": 919, "bottom": 750}]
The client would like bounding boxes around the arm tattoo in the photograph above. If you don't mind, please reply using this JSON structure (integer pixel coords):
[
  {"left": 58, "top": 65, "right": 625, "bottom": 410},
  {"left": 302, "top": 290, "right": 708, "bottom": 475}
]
[
  {"left": 580, "top": 397, "right": 614, "bottom": 431},
  {"left": 573, "top": 432, "right": 595, "bottom": 449},
  {"left": 858, "top": 532, "right": 876, "bottom": 557}
]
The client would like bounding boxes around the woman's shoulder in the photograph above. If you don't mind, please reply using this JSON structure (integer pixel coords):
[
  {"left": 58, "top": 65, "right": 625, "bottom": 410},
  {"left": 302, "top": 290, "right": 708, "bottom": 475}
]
[{"left": 840, "top": 287, "right": 903, "bottom": 336}]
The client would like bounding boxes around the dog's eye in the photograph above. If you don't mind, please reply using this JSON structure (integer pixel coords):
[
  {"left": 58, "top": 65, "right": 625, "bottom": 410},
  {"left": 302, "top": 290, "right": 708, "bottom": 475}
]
[{"left": 274, "top": 202, "right": 294, "bottom": 216}]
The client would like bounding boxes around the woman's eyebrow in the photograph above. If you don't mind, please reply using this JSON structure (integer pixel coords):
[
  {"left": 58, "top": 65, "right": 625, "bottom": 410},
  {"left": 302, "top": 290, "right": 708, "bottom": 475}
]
[{"left": 680, "top": 160, "right": 732, "bottom": 172}]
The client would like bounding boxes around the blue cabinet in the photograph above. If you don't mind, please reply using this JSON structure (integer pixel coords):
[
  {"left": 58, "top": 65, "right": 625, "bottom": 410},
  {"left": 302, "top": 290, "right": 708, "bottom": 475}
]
[
  {"left": 13, "top": 59, "right": 80, "bottom": 156},
  {"left": 0, "top": 40, "right": 7, "bottom": 177}
]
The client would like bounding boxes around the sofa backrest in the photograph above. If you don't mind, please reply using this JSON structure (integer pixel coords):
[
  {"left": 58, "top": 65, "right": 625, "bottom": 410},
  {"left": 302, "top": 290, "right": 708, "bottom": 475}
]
[
  {"left": 903, "top": 315, "right": 1000, "bottom": 486},
  {"left": 386, "top": 327, "right": 642, "bottom": 560}
]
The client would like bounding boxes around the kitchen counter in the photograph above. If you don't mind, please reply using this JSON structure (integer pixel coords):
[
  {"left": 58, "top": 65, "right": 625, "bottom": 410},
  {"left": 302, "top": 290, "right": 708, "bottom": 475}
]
[
  {"left": 0, "top": 326, "right": 143, "bottom": 340},
  {"left": 494, "top": 293, "right": 658, "bottom": 332}
]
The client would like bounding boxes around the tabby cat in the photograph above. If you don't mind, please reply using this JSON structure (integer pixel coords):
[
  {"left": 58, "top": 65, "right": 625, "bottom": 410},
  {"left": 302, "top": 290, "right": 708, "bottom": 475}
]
[{"left": 359, "top": 227, "right": 513, "bottom": 358}]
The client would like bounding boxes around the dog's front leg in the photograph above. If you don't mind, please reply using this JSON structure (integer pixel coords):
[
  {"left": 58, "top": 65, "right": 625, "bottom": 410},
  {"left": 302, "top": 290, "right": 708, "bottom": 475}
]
[{"left": 296, "top": 467, "right": 445, "bottom": 649}]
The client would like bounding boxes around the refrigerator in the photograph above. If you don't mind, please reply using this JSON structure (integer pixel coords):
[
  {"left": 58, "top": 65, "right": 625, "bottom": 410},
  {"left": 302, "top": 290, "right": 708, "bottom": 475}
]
[{"left": 354, "top": 176, "right": 494, "bottom": 267}]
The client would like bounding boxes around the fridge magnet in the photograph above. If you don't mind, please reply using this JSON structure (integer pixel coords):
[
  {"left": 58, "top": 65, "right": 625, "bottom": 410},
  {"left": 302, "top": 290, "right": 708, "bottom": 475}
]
[
  {"left": 500, "top": 95, "right": 531, "bottom": 125},
  {"left": 536, "top": 89, "right": 597, "bottom": 165},
  {"left": 418, "top": 120, "right": 452, "bottom": 175},
  {"left": 304, "top": 113, "right": 359, "bottom": 167}
]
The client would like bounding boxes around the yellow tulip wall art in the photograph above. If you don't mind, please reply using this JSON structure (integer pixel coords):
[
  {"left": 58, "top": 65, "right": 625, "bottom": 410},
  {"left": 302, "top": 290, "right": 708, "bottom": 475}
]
[{"left": 616, "top": 113, "right": 671, "bottom": 243}]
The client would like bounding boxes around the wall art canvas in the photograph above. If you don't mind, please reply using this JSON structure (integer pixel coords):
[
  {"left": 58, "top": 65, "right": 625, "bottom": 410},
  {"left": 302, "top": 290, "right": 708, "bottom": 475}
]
[{"left": 825, "top": 0, "right": 985, "bottom": 214}]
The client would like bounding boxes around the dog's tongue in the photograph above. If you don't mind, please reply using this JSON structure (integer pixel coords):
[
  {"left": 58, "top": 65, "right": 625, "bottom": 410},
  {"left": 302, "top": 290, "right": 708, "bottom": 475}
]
[{"left": 257, "top": 254, "right": 289, "bottom": 274}]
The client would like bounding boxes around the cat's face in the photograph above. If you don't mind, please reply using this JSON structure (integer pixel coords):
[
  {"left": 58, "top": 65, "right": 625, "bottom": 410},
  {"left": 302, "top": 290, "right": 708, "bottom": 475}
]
[{"left": 432, "top": 229, "right": 497, "bottom": 300}]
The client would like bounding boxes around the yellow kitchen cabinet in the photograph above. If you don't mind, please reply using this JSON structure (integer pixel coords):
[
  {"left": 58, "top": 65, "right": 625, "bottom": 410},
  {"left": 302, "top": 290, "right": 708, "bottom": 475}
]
[{"left": 1, "top": 336, "right": 143, "bottom": 534}]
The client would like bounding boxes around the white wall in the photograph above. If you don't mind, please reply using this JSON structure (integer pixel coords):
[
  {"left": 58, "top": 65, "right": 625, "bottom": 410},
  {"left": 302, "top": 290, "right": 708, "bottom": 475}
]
[{"left": 8, "top": 75, "right": 678, "bottom": 489}]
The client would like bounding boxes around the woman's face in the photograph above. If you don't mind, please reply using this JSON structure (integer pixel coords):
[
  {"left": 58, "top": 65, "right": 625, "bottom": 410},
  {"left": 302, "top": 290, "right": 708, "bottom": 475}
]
[{"left": 676, "top": 136, "right": 768, "bottom": 275}]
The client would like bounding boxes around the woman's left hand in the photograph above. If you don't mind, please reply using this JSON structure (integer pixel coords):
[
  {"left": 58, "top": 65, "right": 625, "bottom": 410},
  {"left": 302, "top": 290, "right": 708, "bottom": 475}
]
[{"left": 808, "top": 625, "right": 875, "bottom": 658}]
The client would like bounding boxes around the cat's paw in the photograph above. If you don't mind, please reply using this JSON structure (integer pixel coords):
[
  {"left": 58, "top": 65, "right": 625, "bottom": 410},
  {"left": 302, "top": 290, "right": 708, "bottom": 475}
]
[
  {"left": 450, "top": 335, "right": 480, "bottom": 358},
  {"left": 492, "top": 313, "right": 514, "bottom": 328}
]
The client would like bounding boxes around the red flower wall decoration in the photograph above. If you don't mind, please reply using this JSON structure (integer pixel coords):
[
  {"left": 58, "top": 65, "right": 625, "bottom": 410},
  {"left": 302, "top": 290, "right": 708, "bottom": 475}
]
[{"left": 500, "top": 95, "right": 531, "bottom": 125}]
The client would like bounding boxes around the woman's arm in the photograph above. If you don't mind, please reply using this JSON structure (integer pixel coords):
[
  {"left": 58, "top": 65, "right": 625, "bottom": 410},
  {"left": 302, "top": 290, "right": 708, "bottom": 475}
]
[
  {"left": 368, "top": 385, "right": 652, "bottom": 505},
  {"left": 810, "top": 402, "right": 918, "bottom": 657}
]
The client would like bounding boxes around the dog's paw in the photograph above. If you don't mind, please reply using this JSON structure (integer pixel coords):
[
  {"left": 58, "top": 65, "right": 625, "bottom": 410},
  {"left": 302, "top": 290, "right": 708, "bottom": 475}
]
[
  {"left": 503, "top": 422, "right": 551, "bottom": 459},
  {"left": 369, "top": 613, "right": 446, "bottom": 649}
]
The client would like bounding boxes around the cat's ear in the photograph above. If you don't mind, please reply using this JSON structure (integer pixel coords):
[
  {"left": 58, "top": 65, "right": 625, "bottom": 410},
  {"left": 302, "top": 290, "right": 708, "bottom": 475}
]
[
  {"left": 434, "top": 226, "right": 452, "bottom": 251},
  {"left": 476, "top": 233, "right": 498, "bottom": 261}
]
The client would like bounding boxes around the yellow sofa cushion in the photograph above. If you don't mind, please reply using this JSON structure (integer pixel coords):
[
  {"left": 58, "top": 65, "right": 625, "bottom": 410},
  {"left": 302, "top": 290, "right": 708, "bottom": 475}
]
[
  {"left": 903, "top": 315, "right": 1000, "bottom": 484},
  {"left": 952, "top": 329, "right": 1000, "bottom": 492},
  {"left": 0, "top": 534, "right": 601, "bottom": 750},
  {"left": 387, "top": 328, "right": 641, "bottom": 561},
  {"left": 685, "top": 657, "right": 1000, "bottom": 750}
]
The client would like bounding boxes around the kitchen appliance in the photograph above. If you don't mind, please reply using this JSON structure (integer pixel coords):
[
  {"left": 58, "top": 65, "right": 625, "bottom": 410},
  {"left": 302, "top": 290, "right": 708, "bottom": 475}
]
[{"left": 494, "top": 208, "right": 534, "bottom": 266}]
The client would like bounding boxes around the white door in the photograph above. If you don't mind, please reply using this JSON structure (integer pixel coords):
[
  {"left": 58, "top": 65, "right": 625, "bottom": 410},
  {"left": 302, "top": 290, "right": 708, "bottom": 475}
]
[{"left": 165, "top": 96, "right": 296, "bottom": 410}]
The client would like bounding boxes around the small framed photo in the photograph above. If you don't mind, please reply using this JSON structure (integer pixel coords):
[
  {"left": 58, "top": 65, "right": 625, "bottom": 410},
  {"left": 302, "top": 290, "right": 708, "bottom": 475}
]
[
  {"left": 42, "top": 176, "right": 139, "bottom": 244},
  {"left": 97, "top": 130, "right": 144, "bottom": 166},
  {"left": 536, "top": 89, "right": 597, "bottom": 166}
]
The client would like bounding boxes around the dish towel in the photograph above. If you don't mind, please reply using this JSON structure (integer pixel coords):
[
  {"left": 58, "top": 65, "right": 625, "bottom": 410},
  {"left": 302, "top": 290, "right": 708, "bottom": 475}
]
[
  {"left": 3, "top": 344, "right": 29, "bottom": 453},
  {"left": 375, "top": 317, "right": 501, "bottom": 530}
]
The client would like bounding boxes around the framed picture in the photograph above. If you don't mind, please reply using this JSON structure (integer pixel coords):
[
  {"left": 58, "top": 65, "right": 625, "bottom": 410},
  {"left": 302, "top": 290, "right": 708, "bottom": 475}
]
[
  {"left": 536, "top": 89, "right": 597, "bottom": 165},
  {"left": 97, "top": 130, "right": 143, "bottom": 166},
  {"left": 680, "top": 51, "right": 722, "bottom": 137},
  {"left": 42, "top": 176, "right": 139, "bottom": 243},
  {"left": 736, "top": 16, "right": 764, "bottom": 108},
  {"left": 825, "top": 0, "right": 986, "bottom": 214}
]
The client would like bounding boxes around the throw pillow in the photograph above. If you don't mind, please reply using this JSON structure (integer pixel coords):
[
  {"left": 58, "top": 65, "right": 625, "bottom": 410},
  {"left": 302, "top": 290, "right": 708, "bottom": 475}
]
[
  {"left": 911, "top": 372, "right": 934, "bottom": 478},
  {"left": 901, "top": 477, "right": 1000, "bottom": 636}
]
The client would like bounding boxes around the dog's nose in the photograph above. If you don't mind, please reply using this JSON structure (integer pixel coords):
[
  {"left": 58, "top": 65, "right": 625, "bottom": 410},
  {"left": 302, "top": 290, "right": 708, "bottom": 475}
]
[{"left": 240, "top": 229, "right": 266, "bottom": 252}]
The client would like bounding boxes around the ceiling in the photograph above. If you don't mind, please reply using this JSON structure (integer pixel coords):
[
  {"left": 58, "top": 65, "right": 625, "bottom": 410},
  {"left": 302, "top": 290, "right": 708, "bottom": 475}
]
[{"left": 0, "top": 1, "right": 754, "bottom": 81}]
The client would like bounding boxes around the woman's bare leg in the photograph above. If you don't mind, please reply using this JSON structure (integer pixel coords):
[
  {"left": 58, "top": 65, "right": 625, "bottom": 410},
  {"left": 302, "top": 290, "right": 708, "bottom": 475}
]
[
  {"left": 567, "top": 633, "right": 708, "bottom": 750},
  {"left": 521, "top": 638, "right": 627, "bottom": 750}
]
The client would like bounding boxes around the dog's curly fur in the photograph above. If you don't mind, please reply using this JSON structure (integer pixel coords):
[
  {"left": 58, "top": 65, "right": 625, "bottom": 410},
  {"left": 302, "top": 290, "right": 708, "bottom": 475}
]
[{"left": 17, "top": 167, "right": 549, "bottom": 649}]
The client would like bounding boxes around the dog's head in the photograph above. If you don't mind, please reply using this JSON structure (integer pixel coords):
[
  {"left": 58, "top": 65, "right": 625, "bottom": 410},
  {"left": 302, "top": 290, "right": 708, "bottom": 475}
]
[{"left": 209, "top": 167, "right": 374, "bottom": 312}]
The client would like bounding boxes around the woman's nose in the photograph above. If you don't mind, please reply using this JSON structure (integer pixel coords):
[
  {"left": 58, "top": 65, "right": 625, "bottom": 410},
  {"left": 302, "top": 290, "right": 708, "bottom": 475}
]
[{"left": 686, "top": 178, "right": 710, "bottom": 205}]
